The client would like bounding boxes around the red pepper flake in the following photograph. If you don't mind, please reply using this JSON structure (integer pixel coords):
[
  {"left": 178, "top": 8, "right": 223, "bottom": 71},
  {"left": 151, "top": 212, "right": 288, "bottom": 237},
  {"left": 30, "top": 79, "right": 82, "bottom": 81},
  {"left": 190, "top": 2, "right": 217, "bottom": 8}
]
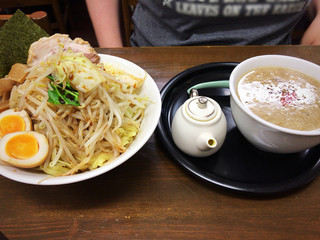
[{"left": 280, "top": 90, "right": 297, "bottom": 106}]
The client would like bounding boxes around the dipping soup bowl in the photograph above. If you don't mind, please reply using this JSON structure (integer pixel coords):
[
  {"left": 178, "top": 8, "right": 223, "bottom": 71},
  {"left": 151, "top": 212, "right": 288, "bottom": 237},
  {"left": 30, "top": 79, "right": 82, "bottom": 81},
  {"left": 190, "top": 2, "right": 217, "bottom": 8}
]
[{"left": 229, "top": 55, "right": 320, "bottom": 153}]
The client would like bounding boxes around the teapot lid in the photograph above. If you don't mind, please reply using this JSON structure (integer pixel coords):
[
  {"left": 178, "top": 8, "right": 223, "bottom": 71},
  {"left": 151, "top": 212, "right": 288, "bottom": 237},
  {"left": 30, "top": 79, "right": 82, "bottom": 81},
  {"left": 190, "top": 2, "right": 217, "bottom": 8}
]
[{"left": 186, "top": 96, "right": 217, "bottom": 121}]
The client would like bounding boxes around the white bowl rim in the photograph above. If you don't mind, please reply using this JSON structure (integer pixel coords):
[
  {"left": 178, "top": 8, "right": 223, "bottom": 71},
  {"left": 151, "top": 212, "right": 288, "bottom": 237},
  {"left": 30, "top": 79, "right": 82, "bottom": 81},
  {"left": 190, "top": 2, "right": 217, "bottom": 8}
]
[
  {"left": 0, "top": 54, "right": 162, "bottom": 185},
  {"left": 229, "top": 54, "right": 320, "bottom": 136}
]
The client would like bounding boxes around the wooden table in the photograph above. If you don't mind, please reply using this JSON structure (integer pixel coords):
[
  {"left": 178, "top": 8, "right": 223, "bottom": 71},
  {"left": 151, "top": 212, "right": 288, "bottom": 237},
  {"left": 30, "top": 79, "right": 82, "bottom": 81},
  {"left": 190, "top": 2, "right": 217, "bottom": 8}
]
[{"left": 1, "top": 45, "right": 320, "bottom": 240}]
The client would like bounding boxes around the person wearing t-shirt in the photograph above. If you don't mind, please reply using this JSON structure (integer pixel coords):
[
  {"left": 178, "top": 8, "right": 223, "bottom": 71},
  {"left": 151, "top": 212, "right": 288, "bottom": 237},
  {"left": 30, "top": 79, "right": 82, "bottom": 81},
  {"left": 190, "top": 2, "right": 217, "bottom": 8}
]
[{"left": 86, "top": 0, "right": 320, "bottom": 47}]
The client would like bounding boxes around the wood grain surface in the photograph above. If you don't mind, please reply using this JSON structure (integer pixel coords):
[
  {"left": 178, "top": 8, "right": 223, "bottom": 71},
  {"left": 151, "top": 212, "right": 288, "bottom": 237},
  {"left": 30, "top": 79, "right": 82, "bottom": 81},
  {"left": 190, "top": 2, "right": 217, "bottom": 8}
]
[{"left": 1, "top": 45, "right": 320, "bottom": 240}]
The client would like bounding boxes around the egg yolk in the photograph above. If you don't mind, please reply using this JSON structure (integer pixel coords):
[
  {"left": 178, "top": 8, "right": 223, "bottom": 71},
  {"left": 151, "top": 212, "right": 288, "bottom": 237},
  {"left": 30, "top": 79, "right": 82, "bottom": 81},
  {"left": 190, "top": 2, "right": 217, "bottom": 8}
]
[
  {"left": 5, "top": 134, "right": 39, "bottom": 159},
  {"left": 0, "top": 115, "right": 26, "bottom": 137}
]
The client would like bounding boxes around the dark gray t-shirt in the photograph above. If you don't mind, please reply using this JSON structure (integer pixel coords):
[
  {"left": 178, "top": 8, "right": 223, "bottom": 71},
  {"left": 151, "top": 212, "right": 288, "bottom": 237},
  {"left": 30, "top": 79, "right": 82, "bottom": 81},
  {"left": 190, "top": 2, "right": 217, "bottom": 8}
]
[{"left": 130, "top": 0, "right": 311, "bottom": 46}]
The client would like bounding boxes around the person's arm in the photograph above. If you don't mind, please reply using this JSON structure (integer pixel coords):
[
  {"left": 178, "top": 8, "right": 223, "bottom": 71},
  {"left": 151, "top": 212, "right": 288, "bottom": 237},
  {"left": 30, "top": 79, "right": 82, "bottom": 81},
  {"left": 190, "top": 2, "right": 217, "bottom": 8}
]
[
  {"left": 301, "top": 0, "right": 320, "bottom": 45},
  {"left": 86, "top": 0, "right": 123, "bottom": 47}
]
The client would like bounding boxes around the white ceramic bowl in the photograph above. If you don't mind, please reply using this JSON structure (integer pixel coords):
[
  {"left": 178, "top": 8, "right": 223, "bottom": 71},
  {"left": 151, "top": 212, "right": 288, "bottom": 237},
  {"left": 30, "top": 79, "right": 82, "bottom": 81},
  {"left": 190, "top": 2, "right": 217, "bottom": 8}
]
[
  {"left": 229, "top": 55, "right": 320, "bottom": 153},
  {"left": 0, "top": 54, "right": 161, "bottom": 185}
]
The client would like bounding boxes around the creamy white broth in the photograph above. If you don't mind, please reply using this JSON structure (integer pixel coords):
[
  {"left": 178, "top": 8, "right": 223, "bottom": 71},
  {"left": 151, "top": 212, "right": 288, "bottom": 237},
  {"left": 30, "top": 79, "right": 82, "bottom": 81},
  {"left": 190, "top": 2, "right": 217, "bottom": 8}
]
[{"left": 237, "top": 66, "right": 320, "bottom": 131}]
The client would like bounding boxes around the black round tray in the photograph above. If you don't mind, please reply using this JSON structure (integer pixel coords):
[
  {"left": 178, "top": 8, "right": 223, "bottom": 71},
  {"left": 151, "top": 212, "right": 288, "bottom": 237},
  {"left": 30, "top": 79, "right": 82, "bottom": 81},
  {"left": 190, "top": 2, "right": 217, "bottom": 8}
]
[{"left": 157, "top": 62, "right": 320, "bottom": 195}]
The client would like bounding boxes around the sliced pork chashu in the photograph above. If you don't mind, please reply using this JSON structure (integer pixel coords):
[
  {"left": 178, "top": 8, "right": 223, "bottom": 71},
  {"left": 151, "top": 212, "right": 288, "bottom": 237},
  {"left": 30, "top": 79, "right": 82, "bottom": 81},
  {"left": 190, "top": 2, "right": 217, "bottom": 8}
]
[{"left": 27, "top": 34, "right": 100, "bottom": 66}]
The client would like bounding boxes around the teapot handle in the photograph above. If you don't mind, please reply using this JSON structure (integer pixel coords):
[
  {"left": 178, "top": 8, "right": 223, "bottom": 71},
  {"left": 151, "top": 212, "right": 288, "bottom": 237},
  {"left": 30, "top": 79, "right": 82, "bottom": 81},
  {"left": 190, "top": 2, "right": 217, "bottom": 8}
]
[{"left": 187, "top": 80, "right": 229, "bottom": 95}]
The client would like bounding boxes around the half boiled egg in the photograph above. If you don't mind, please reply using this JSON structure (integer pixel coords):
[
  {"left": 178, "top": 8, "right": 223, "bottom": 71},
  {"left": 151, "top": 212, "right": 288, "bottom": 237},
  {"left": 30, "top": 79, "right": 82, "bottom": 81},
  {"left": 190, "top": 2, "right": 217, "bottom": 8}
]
[
  {"left": 0, "top": 131, "right": 49, "bottom": 168},
  {"left": 0, "top": 109, "right": 32, "bottom": 138}
]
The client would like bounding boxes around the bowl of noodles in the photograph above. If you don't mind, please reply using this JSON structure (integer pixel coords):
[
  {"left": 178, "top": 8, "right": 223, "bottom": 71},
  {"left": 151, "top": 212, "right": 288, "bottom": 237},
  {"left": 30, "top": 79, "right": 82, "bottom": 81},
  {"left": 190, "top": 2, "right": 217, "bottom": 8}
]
[{"left": 0, "top": 48, "right": 161, "bottom": 185}]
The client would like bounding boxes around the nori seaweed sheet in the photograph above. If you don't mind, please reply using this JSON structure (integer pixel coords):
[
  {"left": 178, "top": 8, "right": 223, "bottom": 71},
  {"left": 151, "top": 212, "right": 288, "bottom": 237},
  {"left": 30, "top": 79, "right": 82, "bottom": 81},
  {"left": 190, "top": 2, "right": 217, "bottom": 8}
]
[{"left": 0, "top": 9, "right": 49, "bottom": 78}]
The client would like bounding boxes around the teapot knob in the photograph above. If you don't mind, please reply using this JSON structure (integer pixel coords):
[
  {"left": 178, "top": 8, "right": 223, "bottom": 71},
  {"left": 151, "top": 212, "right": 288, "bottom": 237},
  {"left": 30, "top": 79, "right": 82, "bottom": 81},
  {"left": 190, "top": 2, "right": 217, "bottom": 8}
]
[{"left": 198, "top": 97, "right": 208, "bottom": 109}]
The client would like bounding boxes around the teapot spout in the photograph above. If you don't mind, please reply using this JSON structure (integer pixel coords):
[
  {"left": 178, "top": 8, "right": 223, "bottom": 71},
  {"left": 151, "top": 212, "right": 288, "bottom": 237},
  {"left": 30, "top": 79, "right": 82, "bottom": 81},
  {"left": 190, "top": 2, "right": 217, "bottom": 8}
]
[{"left": 196, "top": 133, "right": 217, "bottom": 151}]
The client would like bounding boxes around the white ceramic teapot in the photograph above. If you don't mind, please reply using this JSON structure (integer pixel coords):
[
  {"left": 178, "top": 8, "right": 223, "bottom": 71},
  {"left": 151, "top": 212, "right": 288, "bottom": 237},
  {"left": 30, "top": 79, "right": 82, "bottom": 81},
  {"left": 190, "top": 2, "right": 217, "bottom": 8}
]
[{"left": 171, "top": 89, "right": 227, "bottom": 157}]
